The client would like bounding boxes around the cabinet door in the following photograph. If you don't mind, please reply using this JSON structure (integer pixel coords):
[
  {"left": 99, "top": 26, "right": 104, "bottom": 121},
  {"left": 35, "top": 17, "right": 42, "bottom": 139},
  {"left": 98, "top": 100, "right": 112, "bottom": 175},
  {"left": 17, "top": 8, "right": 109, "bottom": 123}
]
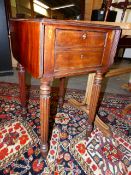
[{"left": 0, "top": 0, "right": 13, "bottom": 76}]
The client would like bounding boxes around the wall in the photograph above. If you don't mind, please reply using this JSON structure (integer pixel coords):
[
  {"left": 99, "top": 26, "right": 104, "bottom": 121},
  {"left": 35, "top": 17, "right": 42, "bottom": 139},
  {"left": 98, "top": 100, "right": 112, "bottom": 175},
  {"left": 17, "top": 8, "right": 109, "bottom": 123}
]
[
  {"left": 10, "top": 0, "right": 64, "bottom": 67},
  {"left": 84, "top": 0, "right": 131, "bottom": 58},
  {"left": 16, "top": 0, "right": 31, "bottom": 17},
  {"left": 51, "top": 10, "right": 64, "bottom": 19},
  {"left": 84, "top": 0, "right": 102, "bottom": 20},
  {"left": 10, "top": 0, "right": 16, "bottom": 17},
  {"left": 112, "top": 6, "right": 131, "bottom": 58},
  {"left": 10, "top": 0, "right": 32, "bottom": 67}
]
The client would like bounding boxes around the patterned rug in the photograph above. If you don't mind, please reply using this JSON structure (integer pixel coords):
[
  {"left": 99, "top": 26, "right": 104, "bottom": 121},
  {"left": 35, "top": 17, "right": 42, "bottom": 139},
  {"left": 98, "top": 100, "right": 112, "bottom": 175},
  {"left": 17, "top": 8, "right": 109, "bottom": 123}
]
[{"left": 0, "top": 82, "right": 130, "bottom": 175}]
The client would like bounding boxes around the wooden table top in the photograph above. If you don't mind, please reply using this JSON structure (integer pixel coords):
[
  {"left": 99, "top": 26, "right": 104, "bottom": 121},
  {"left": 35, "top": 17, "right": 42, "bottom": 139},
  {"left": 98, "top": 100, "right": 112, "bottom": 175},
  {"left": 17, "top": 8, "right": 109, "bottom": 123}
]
[{"left": 10, "top": 19, "right": 121, "bottom": 78}]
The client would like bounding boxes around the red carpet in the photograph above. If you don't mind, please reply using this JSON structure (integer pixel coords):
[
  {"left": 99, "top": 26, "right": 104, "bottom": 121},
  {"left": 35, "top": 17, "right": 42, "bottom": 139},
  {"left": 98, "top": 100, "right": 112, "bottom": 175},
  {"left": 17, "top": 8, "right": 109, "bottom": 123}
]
[{"left": 0, "top": 82, "right": 130, "bottom": 175}]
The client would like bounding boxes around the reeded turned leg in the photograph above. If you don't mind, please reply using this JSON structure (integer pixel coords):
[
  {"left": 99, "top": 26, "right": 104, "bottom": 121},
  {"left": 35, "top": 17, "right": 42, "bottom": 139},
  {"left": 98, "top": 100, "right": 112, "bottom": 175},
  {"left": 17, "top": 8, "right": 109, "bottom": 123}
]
[
  {"left": 58, "top": 77, "right": 66, "bottom": 109},
  {"left": 87, "top": 72, "right": 102, "bottom": 137},
  {"left": 40, "top": 80, "right": 51, "bottom": 157},
  {"left": 18, "top": 63, "right": 26, "bottom": 107},
  {"left": 69, "top": 72, "right": 112, "bottom": 137}
]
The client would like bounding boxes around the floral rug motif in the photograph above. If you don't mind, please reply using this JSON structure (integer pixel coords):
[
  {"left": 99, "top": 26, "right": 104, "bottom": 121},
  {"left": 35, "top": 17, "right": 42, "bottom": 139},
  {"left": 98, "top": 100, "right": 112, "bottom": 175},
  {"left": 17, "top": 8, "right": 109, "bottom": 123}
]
[
  {"left": 0, "top": 118, "right": 39, "bottom": 169},
  {"left": 0, "top": 82, "right": 131, "bottom": 175},
  {"left": 47, "top": 103, "right": 131, "bottom": 175},
  {"left": 70, "top": 128, "right": 130, "bottom": 175}
]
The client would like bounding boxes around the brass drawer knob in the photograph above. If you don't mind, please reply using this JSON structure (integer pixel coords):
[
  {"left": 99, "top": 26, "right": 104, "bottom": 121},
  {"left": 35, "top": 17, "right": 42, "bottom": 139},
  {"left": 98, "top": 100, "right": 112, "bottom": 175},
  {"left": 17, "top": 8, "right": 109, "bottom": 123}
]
[
  {"left": 82, "top": 33, "right": 87, "bottom": 40},
  {"left": 80, "top": 54, "right": 84, "bottom": 59}
]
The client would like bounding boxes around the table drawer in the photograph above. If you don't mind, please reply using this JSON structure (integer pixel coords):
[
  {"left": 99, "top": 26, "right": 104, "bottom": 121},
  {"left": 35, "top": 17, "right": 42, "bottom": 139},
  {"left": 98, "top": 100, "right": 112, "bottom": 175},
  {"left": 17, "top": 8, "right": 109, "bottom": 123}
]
[
  {"left": 55, "top": 29, "right": 106, "bottom": 48},
  {"left": 54, "top": 50, "right": 103, "bottom": 71}
]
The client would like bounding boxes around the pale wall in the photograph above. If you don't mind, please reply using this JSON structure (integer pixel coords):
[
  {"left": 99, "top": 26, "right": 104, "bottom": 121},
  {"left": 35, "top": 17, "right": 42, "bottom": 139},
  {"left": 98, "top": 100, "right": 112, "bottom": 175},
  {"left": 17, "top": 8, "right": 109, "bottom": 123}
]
[
  {"left": 84, "top": 0, "right": 102, "bottom": 20},
  {"left": 112, "top": 7, "right": 131, "bottom": 58},
  {"left": 84, "top": 0, "right": 131, "bottom": 58}
]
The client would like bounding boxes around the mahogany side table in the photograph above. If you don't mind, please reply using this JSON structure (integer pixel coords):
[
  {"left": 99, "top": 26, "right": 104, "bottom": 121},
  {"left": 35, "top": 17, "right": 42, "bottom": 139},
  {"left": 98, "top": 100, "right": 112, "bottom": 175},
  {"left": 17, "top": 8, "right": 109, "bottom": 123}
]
[{"left": 10, "top": 18, "right": 121, "bottom": 156}]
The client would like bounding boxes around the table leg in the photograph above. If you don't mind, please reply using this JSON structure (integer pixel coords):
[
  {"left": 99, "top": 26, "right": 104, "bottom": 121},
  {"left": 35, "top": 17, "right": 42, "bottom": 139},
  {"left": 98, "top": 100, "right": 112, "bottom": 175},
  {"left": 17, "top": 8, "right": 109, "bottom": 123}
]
[
  {"left": 87, "top": 72, "right": 102, "bottom": 136},
  {"left": 69, "top": 73, "right": 112, "bottom": 137},
  {"left": 88, "top": 72, "right": 102, "bottom": 121},
  {"left": 40, "top": 80, "right": 51, "bottom": 157},
  {"left": 18, "top": 63, "right": 26, "bottom": 107},
  {"left": 82, "top": 72, "right": 102, "bottom": 137},
  {"left": 58, "top": 77, "right": 66, "bottom": 109}
]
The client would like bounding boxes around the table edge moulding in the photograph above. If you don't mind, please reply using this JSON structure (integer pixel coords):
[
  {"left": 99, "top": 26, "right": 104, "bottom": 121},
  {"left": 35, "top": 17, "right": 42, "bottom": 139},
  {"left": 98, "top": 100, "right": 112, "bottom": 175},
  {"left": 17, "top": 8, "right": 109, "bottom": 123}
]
[{"left": 10, "top": 18, "right": 121, "bottom": 157}]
